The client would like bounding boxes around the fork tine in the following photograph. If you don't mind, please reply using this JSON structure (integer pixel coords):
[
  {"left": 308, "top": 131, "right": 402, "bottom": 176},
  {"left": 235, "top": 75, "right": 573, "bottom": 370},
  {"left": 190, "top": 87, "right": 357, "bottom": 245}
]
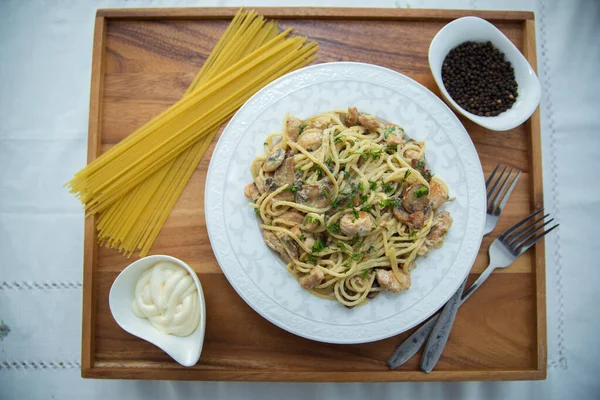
[
  {"left": 509, "top": 217, "right": 555, "bottom": 250},
  {"left": 494, "top": 170, "right": 521, "bottom": 216},
  {"left": 485, "top": 164, "right": 501, "bottom": 190},
  {"left": 516, "top": 223, "right": 559, "bottom": 255},
  {"left": 489, "top": 168, "right": 515, "bottom": 214},
  {"left": 505, "top": 212, "right": 550, "bottom": 245},
  {"left": 499, "top": 209, "right": 545, "bottom": 240},
  {"left": 487, "top": 166, "right": 508, "bottom": 205}
]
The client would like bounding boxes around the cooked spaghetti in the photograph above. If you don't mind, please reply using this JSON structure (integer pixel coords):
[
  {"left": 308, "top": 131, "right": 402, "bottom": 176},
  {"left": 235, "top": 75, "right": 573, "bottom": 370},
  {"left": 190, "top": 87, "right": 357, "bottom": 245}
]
[{"left": 244, "top": 108, "right": 453, "bottom": 307}]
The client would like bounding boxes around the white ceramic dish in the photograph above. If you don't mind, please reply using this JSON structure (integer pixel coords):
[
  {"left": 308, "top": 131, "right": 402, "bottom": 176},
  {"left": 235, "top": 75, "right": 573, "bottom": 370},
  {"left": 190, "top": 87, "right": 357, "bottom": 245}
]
[
  {"left": 429, "top": 16, "right": 541, "bottom": 131},
  {"left": 205, "top": 62, "right": 486, "bottom": 344},
  {"left": 108, "top": 255, "right": 206, "bottom": 367}
]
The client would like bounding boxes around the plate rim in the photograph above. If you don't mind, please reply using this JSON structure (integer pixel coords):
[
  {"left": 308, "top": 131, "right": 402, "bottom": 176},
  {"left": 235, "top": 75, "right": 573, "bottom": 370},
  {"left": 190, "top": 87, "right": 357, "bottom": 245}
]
[{"left": 205, "top": 61, "right": 486, "bottom": 344}]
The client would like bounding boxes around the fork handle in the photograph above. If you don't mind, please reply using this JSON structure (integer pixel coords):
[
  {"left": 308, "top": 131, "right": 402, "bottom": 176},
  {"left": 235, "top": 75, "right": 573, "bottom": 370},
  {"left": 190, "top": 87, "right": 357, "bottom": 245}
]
[{"left": 387, "top": 264, "right": 498, "bottom": 370}]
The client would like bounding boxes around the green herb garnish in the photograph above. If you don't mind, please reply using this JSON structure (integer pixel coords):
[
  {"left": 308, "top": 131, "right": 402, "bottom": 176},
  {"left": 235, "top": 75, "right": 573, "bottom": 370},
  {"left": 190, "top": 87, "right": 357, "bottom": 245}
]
[
  {"left": 382, "top": 181, "right": 394, "bottom": 193},
  {"left": 307, "top": 254, "right": 317, "bottom": 265},
  {"left": 312, "top": 239, "right": 326, "bottom": 253},
  {"left": 415, "top": 186, "right": 429, "bottom": 198},
  {"left": 401, "top": 169, "right": 411, "bottom": 185},
  {"left": 408, "top": 231, "right": 417, "bottom": 239},
  {"left": 369, "top": 180, "right": 377, "bottom": 191},
  {"left": 415, "top": 159, "right": 425, "bottom": 169},
  {"left": 299, "top": 123, "right": 308, "bottom": 133},
  {"left": 334, "top": 136, "right": 343, "bottom": 143},
  {"left": 254, "top": 208, "right": 260, "bottom": 215},
  {"left": 350, "top": 252, "right": 364, "bottom": 261},
  {"left": 352, "top": 208, "right": 359, "bottom": 219},
  {"left": 360, "top": 194, "right": 368, "bottom": 204},
  {"left": 358, "top": 182, "right": 365, "bottom": 191},
  {"left": 361, "top": 205, "right": 373, "bottom": 212},
  {"left": 327, "top": 222, "right": 341, "bottom": 234},
  {"left": 378, "top": 198, "right": 396, "bottom": 208},
  {"left": 361, "top": 269, "right": 369, "bottom": 279},
  {"left": 306, "top": 215, "right": 319, "bottom": 225}
]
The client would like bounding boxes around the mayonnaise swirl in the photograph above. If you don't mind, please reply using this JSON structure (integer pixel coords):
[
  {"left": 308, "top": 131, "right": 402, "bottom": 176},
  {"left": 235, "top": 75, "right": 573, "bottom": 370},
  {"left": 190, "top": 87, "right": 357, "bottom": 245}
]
[{"left": 131, "top": 261, "right": 200, "bottom": 336}]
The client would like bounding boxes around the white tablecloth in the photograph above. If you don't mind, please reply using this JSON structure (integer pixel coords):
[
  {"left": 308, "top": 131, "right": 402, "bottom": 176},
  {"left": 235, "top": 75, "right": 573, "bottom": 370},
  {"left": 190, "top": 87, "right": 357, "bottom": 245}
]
[{"left": 1, "top": 0, "right": 599, "bottom": 398}]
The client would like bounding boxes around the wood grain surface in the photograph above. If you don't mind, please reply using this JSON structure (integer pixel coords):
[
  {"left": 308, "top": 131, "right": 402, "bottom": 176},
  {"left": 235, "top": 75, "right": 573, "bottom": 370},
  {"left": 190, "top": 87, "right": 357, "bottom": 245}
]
[{"left": 82, "top": 7, "right": 544, "bottom": 381}]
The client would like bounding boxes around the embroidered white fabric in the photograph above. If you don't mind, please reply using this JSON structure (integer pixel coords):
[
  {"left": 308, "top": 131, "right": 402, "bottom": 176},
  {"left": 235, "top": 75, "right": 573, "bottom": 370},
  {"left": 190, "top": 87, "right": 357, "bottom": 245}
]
[{"left": 1, "top": 0, "right": 598, "bottom": 398}]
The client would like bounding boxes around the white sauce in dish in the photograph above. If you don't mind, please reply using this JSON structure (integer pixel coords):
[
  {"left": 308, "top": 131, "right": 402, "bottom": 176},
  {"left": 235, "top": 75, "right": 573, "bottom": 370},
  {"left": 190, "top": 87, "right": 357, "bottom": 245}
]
[{"left": 131, "top": 261, "right": 200, "bottom": 337}]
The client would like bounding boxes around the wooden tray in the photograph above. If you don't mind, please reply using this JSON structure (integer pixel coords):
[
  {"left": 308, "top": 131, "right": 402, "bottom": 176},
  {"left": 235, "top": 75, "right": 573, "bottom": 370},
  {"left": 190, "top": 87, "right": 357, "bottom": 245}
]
[{"left": 82, "top": 7, "right": 545, "bottom": 381}]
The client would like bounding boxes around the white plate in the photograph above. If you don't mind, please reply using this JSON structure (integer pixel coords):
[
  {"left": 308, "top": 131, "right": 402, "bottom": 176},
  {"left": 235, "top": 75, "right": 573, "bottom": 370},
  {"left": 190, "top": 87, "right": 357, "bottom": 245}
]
[{"left": 205, "top": 62, "right": 486, "bottom": 344}]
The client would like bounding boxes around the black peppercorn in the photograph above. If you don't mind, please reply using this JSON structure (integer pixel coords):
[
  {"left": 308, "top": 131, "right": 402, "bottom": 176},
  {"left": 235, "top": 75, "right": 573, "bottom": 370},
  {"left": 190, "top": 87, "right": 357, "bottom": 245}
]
[{"left": 441, "top": 41, "right": 518, "bottom": 117}]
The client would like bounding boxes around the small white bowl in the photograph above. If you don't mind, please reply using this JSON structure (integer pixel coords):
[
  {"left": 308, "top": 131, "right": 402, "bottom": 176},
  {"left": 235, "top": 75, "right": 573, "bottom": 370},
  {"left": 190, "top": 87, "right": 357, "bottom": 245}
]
[
  {"left": 108, "top": 255, "right": 206, "bottom": 367},
  {"left": 429, "top": 16, "right": 541, "bottom": 131}
]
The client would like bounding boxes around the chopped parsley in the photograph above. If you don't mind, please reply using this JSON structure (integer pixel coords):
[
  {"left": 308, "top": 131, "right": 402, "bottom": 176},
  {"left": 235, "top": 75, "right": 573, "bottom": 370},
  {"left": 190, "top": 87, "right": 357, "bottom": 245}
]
[
  {"left": 356, "top": 148, "right": 383, "bottom": 161},
  {"left": 350, "top": 252, "right": 364, "bottom": 261},
  {"left": 315, "top": 166, "right": 324, "bottom": 178},
  {"left": 284, "top": 185, "right": 297, "bottom": 193},
  {"left": 263, "top": 141, "right": 268, "bottom": 146},
  {"left": 361, "top": 204, "right": 373, "bottom": 212},
  {"left": 360, "top": 194, "right": 369, "bottom": 204},
  {"left": 327, "top": 222, "right": 341, "bottom": 234},
  {"left": 415, "top": 159, "right": 425, "bottom": 169},
  {"left": 299, "top": 123, "right": 308, "bottom": 133},
  {"left": 408, "top": 231, "right": 417, "bottom": 239},
  {"left": 382, "top": 181, "right": 394, "bottom": 193},
  {"left": 361, "top": 269, "right": 369, "bottom": 279},
  {"left": 378, "top": 198, "right": 396, "bottom": 208},
  {"left": 331, "top": 198, "right": 342, "bottom": 209},
  {"left": 343, "top": 171, "right": 352, "bottom": 180},
  {"left": 369, "top": 180, "right": 377, "bottom": 191},
  {"left": 352, "top": 208, "right": 359, "bottom": 219},
  {"left": 307, "top": 254, "right": 317, "bottom": 265},
  {"left": 321, "top": 188, "right": 330, "bottom": 198},
  {"left": 349, "top": 235, "right": 362, "bottom": 246},
  {"left": 334, "top": 135, "right": 343, "bottom": 143},
  {"left": 358, "top": 182, "right": 365, "bottom": 191},
  {"left": 306, "top": 215, "right": 319, "bottom": 225},
  {"left": 383, "top": 126, "right": 395, "bottom": 139},
  {"left": 312, "top": 239, "right": 326, "bottom": 253},
  {"left": 254, "top": 208, "right": 260, "bottom": 215},
  {"left": 422, "top": 170, "right": 433, "bottom": 182},
  {"left": 401, "top": 169, "right": 411, "bottom": 185},
  {"left": 297, "top": 233, "right": 305, "bottom": 240},
  {"left": 415, "top": 186, "right": 429, "bottom": 198}
]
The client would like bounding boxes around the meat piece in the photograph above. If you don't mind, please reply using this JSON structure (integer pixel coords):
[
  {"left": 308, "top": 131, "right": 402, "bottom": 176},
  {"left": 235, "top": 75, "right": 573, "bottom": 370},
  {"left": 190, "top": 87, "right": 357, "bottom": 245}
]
[
  {"left": 303, "top": 215, "right": 320, "bottom": 232},
  {"left": 285, "top": 115, "right": 303, "bottom": 142},
  {"left": 340, "top": 211, "right": 373, "bottom": 237},
  {"left": 393, "top": 206, "right": 427, "bottom": 230},
  {"left": 273, "top": 157, "right": 295, "bottom": 187},
  {"left": 263, "top": 148, "right": 285, "bottom": 172},
  {"left": 429, "top": 180, "right": 449, "bottom": 210},
  {"left": 402, "top": 183, "right": 430, "bottom": 213},
  {"left": 343, "top": 107, "right": 360, "bottom": 126},
  {"left": 275, "top": 231, "right": 299, "bottom": 260},
  {"left": 299, "top": 268, "right": 325, "bottom": 289},
  {"left": 426, "top": 211, "right": 453, "bottom": 248},
  {"left": 254, "top": 175, "right": 268, "bottom": 194},
  {"left": 297, "top": 183, "right": 331, "bottom": 208},
  {"left": 358, "top": 114, "right": 383, "bottom": 131},
  {"left": 375, "top": 269, "right": 411, "bottom": 293},
  {"left": 263, "top": 231, "right": 291, "bottom": 263},
  {"left": 279, "top": 210, "right": 305, "bottom": 225},
  {"left": 297, "top": 130, "right": 323, "bottom": 151},
  {"left": 244, "top": 183, "right": 260, "bottom": 201},
  {"left": 306, "top": 117, "right": 329, "bottom": 130},
  {"left": 384, "top": 124, "right": 405, "bottom": 146}
]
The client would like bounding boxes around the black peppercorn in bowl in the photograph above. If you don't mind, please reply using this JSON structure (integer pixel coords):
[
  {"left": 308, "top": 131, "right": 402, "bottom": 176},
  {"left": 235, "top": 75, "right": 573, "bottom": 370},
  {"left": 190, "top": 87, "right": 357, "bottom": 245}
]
[{"left": 429, "top": 17, "right": 540, "bottom": 131}]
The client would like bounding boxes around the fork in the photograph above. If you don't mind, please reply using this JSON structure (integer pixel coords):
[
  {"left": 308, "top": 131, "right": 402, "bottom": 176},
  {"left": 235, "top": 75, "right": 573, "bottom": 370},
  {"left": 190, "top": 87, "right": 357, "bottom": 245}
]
[
  {"left": 420, "top": 208, "right": 559, "bottom": 372},
  {"left": 387, "top": 164, "right": 522, "bottom": 369}
]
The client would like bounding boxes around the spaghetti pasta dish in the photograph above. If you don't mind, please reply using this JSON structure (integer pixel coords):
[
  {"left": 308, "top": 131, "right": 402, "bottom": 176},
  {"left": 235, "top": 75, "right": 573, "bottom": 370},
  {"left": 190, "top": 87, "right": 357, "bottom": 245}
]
[{"left": 244, "top": 107, "right": 453, "bottom": 307}]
